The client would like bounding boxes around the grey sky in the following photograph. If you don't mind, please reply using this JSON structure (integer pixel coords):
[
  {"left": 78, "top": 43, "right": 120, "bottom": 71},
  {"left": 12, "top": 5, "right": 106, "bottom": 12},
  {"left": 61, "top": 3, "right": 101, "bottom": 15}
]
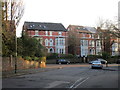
[{"left": 16, "top": 0, "right": 119, "bottom": 37}]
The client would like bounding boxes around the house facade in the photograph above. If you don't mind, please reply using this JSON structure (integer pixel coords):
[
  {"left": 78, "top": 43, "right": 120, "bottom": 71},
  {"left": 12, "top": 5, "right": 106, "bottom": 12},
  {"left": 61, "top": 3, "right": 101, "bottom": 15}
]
[
  {"left": 67, "top": 25, "right": 119, "bottom": 57},
  {"left": 67, "top": 25, "right": 101, "bottom": 57},
  {"left": 23, "top": 22, "right": 68, "bottom": 54},
  {"left": 97, "top": 27, "right": 119, "bottom": 56}
]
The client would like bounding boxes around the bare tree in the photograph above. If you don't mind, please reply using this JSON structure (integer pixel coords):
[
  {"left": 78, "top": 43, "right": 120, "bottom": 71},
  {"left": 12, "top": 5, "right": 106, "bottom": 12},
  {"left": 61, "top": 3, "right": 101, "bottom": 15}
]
[
  {"left": 2, "top": 0, "right": 24, "bottom": 29},
  {"left": 96, "top": 18, "right": 117, "bottom": 55},
  {"left": 10, "top": 0, "right": 24, "bottom": 27}
]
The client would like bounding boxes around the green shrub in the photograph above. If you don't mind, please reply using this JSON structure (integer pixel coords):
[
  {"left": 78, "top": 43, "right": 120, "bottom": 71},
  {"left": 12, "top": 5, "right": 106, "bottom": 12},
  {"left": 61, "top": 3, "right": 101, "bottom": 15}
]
[
  {"left": 110, "top": 55, "right": 119, "bottom": 59},
  {"left": 24, "top": 56, "right": 32, "bottom": 60},
  {"left": 102, "top": 52, "right": 110, "bottom": 60},
  {"left": 17, "top": 56, "right": 22, "bottom": 58},
  {"left": 33, "top": 57, "right": 39, "bottom": 61},
  {"left": 47, "top": 53, "right": 58, "bottom": 59},
  {"left": 65, "top": 54, "right": 74, "bottom": 59},
  {"left": 47, "top": 53, "right": 76, "bottom": 59},
  {"left": 40, "top": 57, "right": 46, "bottom": 62}
]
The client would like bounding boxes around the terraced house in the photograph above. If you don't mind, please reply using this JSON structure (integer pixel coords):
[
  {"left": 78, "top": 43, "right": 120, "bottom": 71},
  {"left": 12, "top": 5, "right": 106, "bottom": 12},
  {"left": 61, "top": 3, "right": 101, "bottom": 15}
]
[{"left": 23, "top": 22, "right": 68, "bottom": 54}]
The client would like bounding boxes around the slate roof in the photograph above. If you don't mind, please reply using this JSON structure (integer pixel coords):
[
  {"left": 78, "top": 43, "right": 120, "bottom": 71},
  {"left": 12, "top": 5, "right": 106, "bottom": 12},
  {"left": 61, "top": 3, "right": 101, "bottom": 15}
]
[
  {"left": 85, "top": 27, "right": 97, "bottom": 33},
  {"left": 24, "top": 22, "right": 67, "bottom": 31},
  {"left": 68, "top": 25, "right": 97, "bottom": 33}
]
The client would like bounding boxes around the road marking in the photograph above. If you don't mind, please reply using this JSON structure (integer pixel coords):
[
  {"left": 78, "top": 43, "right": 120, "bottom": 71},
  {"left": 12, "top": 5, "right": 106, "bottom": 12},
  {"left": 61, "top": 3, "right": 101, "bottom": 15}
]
[
  {"left": 45, "top": 81, "right": 70, "bottom": 88},
  {"left": 69, "top": 78, "right": 83, "bottom": 88},
  {"left": 74, "top": 77, "right": 89, "bottom": 88},
  {"left": 69, "top": 77, "right": 89, "bottom": 88}
]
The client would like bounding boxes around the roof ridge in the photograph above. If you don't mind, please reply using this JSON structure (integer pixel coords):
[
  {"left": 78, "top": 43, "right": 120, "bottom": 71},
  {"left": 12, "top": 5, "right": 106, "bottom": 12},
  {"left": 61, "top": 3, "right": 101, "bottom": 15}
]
[
  {"left": 24, "top": 21, "right": 62, "bottom": 24},
  {"left": 69, "top": 25, "right": 95, "bottom": 28},
  {"left": 24, "top": 21, "right": 67, "bottom": 31}
]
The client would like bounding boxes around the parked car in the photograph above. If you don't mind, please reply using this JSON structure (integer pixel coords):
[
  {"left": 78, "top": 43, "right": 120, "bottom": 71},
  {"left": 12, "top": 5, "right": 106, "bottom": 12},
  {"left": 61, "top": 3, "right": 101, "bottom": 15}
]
[
  {"left": 97, "top": 58, "right": 107, "bottom": 64},
  {"left": 89, "top": 60, "right": 97, "bottom": 64},
  {"left": 56, "top": 59, "right": 70, "bottom": 64},
  {"left": 116, "top": 59, "right": 120, "bottom": 64},
  {"left": 91, "top": 61, "right": 103, "bottom": 69}
]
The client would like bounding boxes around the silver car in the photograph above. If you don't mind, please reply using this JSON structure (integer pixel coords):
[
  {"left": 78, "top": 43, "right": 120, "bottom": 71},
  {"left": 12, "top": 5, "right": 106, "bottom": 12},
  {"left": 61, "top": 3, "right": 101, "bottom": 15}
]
[
  {"left": 97, "top": 58, "right": 107, "bottom": 64},
  {"left": 91, "top": 61, "right": 103, "bottom": 69}
]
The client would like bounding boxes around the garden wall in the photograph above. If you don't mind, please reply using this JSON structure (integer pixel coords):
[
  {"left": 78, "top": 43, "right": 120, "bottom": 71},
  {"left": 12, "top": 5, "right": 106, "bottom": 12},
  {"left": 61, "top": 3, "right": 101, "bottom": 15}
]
[{"left": 2, "top": 57, "right": 46, "bottom": 71}]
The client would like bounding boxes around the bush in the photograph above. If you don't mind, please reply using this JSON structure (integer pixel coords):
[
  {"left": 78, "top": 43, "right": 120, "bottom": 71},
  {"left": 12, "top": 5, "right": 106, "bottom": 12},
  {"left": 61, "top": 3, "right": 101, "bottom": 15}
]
[
  {"left": 110, "top": 55, "right": 119, "bottom": 59},
  {"left": 24, "top": 56, "right": 32, "bottom": 61},
  {"left": 64, "top": 54, "right": 74, "bottom": 59},
  {"left": 40, "top": 57, "right": 46, "bottom": 63},
  {"left": 102, "top": 52, "right": 110, "bottom": 60},
  {"left": 33, "top": 57, "right": 39, "bottom": 61},
  {"left": 88, "top": 55, "right": 101, "bottom": 58},
  {"left": 17, "top": 56, "right": 22, "bottom": 58},
  {"left": 47, "top": 53, "right": 58, "bottom": 59}
]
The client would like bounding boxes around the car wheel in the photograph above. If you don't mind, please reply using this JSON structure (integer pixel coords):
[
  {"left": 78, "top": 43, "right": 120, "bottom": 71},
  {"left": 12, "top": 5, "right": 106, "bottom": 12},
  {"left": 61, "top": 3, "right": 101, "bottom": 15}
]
[
  {"left": 91, "top": 67, "right": 94, "bottom": 69},
  {"left": 59, "top": 63, "right": 61, "bottom": 64}
]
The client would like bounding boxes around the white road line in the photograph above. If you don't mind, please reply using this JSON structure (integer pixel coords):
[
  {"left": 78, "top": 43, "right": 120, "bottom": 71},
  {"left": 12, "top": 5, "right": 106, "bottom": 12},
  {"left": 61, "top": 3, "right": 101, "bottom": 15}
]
[
  {"left": 74, "top": 77, "right": 89, "bottom": 88},
  {"left": 69, "top": 78, "right": 83, "bottom": 88}
]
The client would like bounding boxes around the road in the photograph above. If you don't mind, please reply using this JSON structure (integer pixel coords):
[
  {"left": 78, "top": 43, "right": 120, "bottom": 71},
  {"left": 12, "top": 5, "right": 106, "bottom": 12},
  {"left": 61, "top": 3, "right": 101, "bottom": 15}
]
[{"left": 2, "top": 64, "right": 119, "bottom": 89}]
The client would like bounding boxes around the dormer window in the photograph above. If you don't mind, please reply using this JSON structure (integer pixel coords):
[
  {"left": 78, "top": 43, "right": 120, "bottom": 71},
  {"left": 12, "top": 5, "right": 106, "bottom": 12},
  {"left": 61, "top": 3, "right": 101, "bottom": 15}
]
[
  {"left": 30, "top": 24, "right": 35, "bottom": 28},
  {"left": 39, "top": 25, "right": 42, "bottom": 27},
  {"left": 30, "top": 25, "right": 33, "bottom": 27},
  {"left": 44, "top": 26, "right": 46, "bottom": 28}
]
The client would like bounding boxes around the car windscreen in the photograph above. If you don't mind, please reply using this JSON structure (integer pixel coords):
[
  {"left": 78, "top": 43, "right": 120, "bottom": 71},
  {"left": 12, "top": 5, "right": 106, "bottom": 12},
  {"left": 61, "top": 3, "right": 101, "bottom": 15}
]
[
  {"left": 92, "top": 61, "right": 101, "bottom": 64},
  {"left": 59, "top": 59, "right": 66, "bottom": 61}
]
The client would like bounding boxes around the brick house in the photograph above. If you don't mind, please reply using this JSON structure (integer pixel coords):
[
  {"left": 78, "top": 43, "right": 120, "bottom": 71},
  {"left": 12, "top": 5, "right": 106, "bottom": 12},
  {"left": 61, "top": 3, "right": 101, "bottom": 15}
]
[
  {"left": 97, "top": 27, "right": 119, "bottom": 56},
  {"left": 23, "top": 22, "right": 68, "bottom": 54},
  {"left": 67, "top": 25, "right": 101, "bottom": 57},
  {"left": 67, "top": 25, "right": 119, "bottom": 58}
]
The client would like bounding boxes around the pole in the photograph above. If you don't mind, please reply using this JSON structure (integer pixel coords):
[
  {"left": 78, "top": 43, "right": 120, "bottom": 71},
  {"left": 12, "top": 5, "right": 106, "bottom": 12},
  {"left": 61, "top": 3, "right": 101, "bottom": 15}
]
[{"left": 15, "top": 36, "right": 17, "bottom": 73}]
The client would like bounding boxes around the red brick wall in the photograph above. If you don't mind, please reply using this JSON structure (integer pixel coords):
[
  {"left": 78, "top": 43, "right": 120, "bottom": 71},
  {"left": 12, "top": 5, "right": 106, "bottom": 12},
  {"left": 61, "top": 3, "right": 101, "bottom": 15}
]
[
  {"left": 27, "top": 30, "right": 67, "bottom": 37},
  {"left": 26, "top": 30, "right": 68, "bottom": 54}
]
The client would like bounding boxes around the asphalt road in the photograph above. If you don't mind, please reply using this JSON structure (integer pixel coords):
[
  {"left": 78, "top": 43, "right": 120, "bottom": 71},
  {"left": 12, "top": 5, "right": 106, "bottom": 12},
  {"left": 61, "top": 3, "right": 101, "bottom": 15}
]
[{"left": 2, "top": 64, "right": 119, "bottom": 89}]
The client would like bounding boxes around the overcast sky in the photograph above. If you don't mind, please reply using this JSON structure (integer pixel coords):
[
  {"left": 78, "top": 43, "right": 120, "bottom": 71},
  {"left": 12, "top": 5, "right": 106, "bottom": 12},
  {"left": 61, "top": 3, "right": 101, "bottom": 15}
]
[{"left": 16, "top": 0, "right": 119, "bottom": 37}]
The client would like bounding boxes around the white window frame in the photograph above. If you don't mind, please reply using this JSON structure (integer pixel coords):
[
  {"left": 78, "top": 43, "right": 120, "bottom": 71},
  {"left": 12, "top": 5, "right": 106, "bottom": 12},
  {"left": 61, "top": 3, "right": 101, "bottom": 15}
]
[
  {"left": 92, "top": 34, "right": 94, "bottom": 38},
  {"left": 35, "top": 30, "right": 39, "bottom": 36},
  {"left": 49, "top": 39, "right": 53, "bottom": 46},
  {"left": 59, "top": 32, "right": 62, "bottom": 36},
  {"left": 56, "top": 38, "right": 58, "bottom": 46},
  {"left": 91, "top": 40, "right": 94, "bottom": 47},
  {"left": 46, "top": 31, "right": 48, "bottom": 36},
  {"left": 50, "top": 31, "right": 52, "bottom": 36},
  {"left": 45, "top": 39, "right": 48, "bottom": 46}
]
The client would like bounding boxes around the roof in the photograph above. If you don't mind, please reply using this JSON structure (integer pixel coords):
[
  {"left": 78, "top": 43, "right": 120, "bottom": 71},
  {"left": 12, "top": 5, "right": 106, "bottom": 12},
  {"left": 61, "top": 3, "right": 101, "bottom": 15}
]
[
  {"left": 68, "top": 25, "right": 97, "bottom": 33},
  {"left": 85, "top": 27, "right": 97, "bottom": 33},
  {"left": 23, "top": 22, "right": 67, "bottom": 31}
]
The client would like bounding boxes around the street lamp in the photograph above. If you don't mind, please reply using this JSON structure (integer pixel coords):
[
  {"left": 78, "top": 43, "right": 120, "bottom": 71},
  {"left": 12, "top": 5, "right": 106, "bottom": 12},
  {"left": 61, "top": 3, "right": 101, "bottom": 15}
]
[{"left": 15, "top": 35, "right": 17, "bottom": 73}]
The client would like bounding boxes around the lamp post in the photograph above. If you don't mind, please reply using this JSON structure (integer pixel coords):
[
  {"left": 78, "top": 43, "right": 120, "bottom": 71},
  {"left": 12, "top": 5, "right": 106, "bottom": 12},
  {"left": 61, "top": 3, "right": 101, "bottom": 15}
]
[{"left": 15, "top": 35, "right": 17, "bottom": 73}]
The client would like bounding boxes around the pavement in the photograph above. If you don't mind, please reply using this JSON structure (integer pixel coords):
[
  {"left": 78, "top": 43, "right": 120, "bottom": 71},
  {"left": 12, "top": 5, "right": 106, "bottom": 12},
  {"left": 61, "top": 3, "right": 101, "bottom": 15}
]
[{"left": 2, "top": 64, "right": 119, "bottom": 78}]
